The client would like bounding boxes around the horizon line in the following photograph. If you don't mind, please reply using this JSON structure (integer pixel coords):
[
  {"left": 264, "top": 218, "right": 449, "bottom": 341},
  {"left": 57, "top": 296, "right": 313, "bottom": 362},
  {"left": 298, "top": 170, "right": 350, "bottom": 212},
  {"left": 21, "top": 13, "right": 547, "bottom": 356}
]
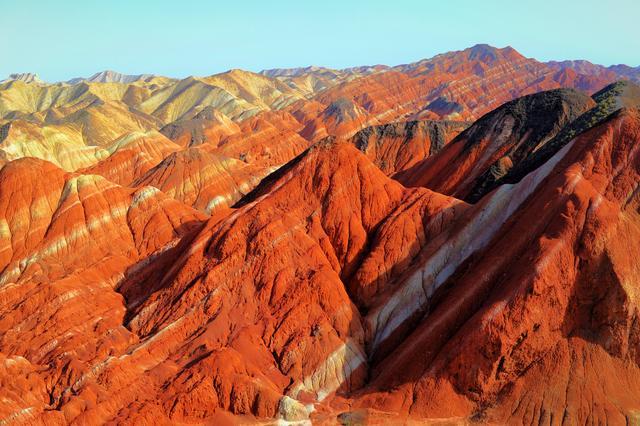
[{"left": 4, "top": 43, "right": 639, "bottom": 84}]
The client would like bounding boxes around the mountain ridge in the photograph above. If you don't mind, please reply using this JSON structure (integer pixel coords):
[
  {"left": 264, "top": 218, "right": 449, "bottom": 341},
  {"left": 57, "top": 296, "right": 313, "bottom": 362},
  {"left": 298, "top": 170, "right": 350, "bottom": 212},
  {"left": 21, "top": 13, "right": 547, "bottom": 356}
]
[
  {"left": 2, "top": 42, "right": 640, "bottom": 424},
  {"left": 7, "top": 43, "right": 638, "bottom": 85}
]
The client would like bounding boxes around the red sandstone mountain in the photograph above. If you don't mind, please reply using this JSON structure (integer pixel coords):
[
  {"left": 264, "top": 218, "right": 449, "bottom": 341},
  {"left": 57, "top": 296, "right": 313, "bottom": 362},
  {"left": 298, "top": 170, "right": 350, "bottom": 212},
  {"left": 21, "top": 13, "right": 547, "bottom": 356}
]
[
  {"left": 351, "top": 105, "right": 640, "bottom": 424},
  {"left": 548, "top": 59, "right": 640, "bottom": 83},
  {"left": 132, "top": 147, "right": 267, "bottom": 214},
  {"left": 397, "top": 81, "right": 640, "bottom": 202},
  {"left": 0, "top": 44, "right": 623, "bottom": 170},
  {"left": 1, "top": 45, "right": 640, "bottom": 425},
  {"left": 396, "top": 88, "right": 596, "bottom": 199},
  {"left": 80, "top": 131, "right": 180, "bottom": 185},
  {"left": 284, "top": 45, "right": 620, "bottom": 144}
]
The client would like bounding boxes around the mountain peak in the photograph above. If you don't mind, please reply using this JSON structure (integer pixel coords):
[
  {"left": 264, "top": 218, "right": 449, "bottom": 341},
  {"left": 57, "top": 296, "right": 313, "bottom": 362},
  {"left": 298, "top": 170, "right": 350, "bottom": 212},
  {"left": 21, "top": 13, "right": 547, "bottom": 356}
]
[
  {"left": 2, "top": 73, "right": 43, "bottom": 84},
  {"left": 67, "top": 70, "right": 156, "bottom": 84},
  {"left": 260, "top": 65, "right": 332, "bottom": 77},
  {"left": 464, "top": 43, "right": 523, "bottom": 63}
]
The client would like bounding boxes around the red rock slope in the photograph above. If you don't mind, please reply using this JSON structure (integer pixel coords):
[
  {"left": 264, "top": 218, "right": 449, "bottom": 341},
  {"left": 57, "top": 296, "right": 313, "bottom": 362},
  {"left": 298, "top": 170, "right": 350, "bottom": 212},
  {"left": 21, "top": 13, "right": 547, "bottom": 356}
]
[
  {"left": 291, "top": 44, "right": 617, "bottom": 143},
  {"left": 0, "top": 57, "right": 639, "bottom": 425},
  {"left": 348, "top": 106, "right": 640, "bottom": 425},
  {"left": 0, "top": 158, "right": 205, "bottom": 424},
  {"left": 350, "top": 119, "right": 470, "bottom": 175},
  {"left": 396, "top": 88, "right": 596, "bottom": 199},
  {"left": 0, "top": 140, "right": 467, "bottom": 424}
]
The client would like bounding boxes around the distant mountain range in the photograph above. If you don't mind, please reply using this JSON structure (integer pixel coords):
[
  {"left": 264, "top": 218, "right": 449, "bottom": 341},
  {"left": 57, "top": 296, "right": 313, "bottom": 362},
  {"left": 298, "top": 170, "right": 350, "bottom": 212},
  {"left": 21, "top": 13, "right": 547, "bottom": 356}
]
[
  {"left": 4, "top": 44, "right": 639, "bottom": 85},
  {"left": 1, "top": 44, "right": 637, "bottom": 173},
  {"left": 67, "top": 70, "right": 160, "bottom": 84},
  {"left": 1, "top": 72, "right": 43, "bottom": 84}
]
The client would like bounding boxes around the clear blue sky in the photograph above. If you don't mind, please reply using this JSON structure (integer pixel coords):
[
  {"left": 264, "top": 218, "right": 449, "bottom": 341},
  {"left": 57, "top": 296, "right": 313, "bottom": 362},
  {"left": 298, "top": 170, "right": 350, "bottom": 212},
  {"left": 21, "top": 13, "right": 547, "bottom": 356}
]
[{"left": 1, "top": 0, "right": 638, "bottom": 82}]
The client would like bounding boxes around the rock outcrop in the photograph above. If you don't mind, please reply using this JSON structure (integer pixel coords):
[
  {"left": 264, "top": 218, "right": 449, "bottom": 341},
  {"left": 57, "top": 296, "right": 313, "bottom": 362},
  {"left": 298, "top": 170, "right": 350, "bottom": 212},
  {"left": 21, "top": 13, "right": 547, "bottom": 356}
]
[
  {"left": 351, "top": 119, "right": 470, "bottom": 175},
  {"left": 395, "top": 88, "right": 596, "bottom": 200}
]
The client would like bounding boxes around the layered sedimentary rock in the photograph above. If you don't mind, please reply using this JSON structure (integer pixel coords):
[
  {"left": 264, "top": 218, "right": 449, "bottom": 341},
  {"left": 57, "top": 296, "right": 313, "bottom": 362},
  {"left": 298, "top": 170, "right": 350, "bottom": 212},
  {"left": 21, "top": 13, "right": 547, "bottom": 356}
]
[
  {"left": 67, "top": 70, "right": 164, "bottom": 85},
  {"left": 0, "top": 158, "right": 205, "bottom": 424},
  {"left": 351, "top": 119, "right": 470, "bottom": 175},
  {"left": 0, "top": 69, "right": 308, "bottom": 170},
  {"left": 398, "top": 81, "right": 640, "bottom": 203},
  {"left": 0, "top": 44, "right": 628, "bottom": 173},
  {"left": 1, "top": 46, "right": 640, "bottom": 425},
  {"left": 548, "top": 59, "right": 640, "bottom": 84},
  {"left": 215, "top": 111, "right": 309, "bottom": 166},
  {"left": 133, "top": 147, "right": 267, "bottom": 214},
  {"left": 159, "top": 108, "right": 241, "bottom": 147},
  {"left": 0, "top": 120, "right": 99, "bottom": 170},
  {"left": 0, "top": 100, "right": 163, "bottom": 171},
  {"left": 287, "top": 44, "right": 619, "bottom": 144},
  {"left": 137, "top": 70, "right": 307, "bottom": 123},
  {"left": 4, "top": 96, "right": 639, "bottom": 423},
  {"left": 396, "top": 88, "right": 596, "bottom": 200},
  {"left": 0, "top": 140, "right": 465, "bottom": 424},
  {"left": 80, "top": 131, "right": 180, "bottom": 186},
  {"left": 45, "top": 100, "right": 163, "bottom": 148},
  {"left": 261, "top": 65, "right": 388, "bottom": 96},
  {"left": 1, "top": 73, "right": 43, "bottom": 84},
  {"left": 303, "top": 71, "right": 430, "bottom": 139},
  {"left": 347, "top": 106, "right": 640, "bottom": 425},
  {"left": 135, "top": 112, "right": 311, "bottom": 215}
]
